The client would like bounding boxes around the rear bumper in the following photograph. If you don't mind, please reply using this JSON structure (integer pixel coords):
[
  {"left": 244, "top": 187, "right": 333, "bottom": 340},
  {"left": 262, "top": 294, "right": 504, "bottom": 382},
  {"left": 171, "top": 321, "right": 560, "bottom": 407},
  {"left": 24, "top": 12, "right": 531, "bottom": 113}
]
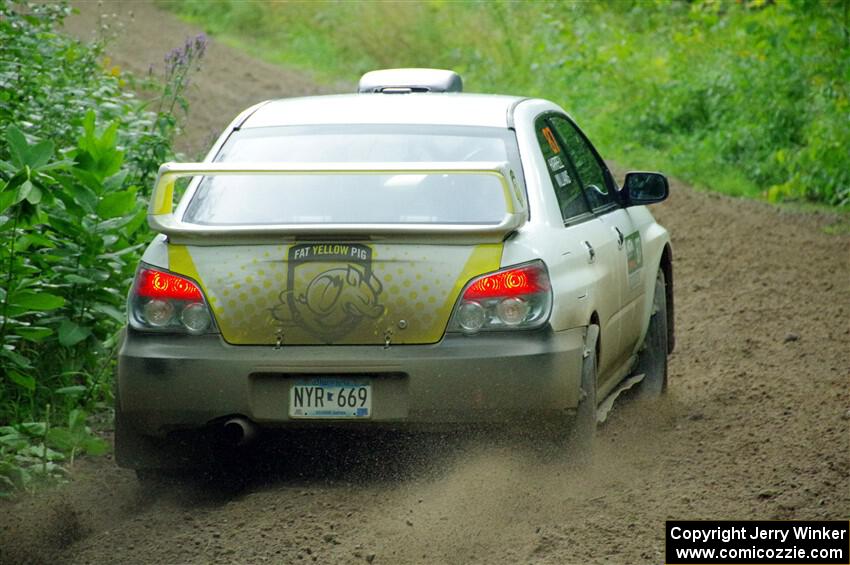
[{"left": 117, "top": 326, "right": 588, "bottom": 436}]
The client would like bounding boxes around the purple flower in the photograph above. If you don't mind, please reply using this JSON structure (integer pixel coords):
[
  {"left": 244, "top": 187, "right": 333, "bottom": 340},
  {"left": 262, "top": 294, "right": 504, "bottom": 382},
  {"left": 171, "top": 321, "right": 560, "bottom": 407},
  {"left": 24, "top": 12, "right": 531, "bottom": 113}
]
[{"left": 194, "top": 33, "right": 207, "bottom": 57}]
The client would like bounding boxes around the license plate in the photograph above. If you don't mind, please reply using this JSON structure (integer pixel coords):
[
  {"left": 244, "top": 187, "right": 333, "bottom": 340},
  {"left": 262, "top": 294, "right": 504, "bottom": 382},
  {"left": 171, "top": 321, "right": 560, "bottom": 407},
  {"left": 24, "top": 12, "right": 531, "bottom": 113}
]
[{"left": 289, "top": 378, "right": 371, "bottom": 419}]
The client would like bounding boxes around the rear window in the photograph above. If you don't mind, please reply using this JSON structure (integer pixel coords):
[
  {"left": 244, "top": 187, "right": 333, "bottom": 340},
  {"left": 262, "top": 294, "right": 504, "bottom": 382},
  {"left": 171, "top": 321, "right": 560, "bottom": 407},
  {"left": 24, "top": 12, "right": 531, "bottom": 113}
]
[
  {"left": 183, "top": 172, "right": 508, "bottom": 225},
  {"left": 181, "top": 125, "right": 521, "bottom": 226}
]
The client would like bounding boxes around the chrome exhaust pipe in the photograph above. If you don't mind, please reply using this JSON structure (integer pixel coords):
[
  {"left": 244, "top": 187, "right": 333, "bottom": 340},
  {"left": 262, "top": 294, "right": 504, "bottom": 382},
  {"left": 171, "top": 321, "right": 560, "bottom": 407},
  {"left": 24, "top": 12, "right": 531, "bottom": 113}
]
[{"left": 222, "top": 417, "right": 257, "bottom": 447}]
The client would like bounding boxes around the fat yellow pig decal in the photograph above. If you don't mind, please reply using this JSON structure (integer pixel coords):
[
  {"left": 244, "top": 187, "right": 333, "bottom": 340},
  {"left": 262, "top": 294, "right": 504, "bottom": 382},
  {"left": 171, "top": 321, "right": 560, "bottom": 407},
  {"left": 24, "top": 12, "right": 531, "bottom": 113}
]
[{"left": 272, "top": 244, "right": 385, "bottom": 342}]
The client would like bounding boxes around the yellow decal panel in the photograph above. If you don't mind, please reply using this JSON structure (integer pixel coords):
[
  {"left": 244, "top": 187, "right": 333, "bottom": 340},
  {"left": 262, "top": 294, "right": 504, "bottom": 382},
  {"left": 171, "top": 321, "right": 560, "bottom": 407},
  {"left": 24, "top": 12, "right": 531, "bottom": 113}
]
[
  {"left": 167, "top": 245, "right": 202, "bottom": 286},
  {"left": 152, "top": 178, "right": 175, "bottom": 216},
  {"left": 168, "top": 242, "right": 503, "bottom": 345}
]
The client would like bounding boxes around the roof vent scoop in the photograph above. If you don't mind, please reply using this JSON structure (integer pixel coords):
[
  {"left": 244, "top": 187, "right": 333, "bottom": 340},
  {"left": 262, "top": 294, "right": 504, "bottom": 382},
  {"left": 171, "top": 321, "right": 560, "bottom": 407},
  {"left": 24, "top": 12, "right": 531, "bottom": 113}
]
[{"left": 358, "top": 68, "right": 463, "bottom": 94}]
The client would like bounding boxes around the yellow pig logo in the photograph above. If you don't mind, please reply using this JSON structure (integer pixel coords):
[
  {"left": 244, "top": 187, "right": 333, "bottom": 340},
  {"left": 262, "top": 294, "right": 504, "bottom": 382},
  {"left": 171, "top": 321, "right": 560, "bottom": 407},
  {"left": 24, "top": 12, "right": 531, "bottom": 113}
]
[{"left": 272, "top": 244, "right": 384, "bottom": 342}]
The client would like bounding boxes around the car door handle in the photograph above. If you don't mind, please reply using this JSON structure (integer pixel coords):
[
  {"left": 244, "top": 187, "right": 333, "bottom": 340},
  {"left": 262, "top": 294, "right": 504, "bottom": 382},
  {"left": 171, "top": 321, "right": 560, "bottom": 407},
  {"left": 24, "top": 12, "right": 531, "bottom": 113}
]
[
  {"left": 613, "top": 227, "right": 624, "bottom": 249},
  {"left": 583, "top": 241, "right": 596, "bottom": 264}
]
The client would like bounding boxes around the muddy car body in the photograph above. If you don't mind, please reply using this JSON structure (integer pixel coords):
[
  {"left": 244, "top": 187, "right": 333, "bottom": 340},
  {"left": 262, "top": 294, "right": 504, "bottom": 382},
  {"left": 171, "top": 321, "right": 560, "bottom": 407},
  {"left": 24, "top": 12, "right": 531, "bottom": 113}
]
[{"left": 116, "top": 69, "right": 674, "bottom": 470}]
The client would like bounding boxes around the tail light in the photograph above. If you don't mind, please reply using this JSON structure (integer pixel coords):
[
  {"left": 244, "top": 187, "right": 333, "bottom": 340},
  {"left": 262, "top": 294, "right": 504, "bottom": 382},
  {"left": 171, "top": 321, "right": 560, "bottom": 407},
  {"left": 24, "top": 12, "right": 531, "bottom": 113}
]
[
  {"left": 128, "top": 264, "right": 217, "bottom": 335},
  {"left": 448, "top": 260, "right": 552, "bottom": 335}
]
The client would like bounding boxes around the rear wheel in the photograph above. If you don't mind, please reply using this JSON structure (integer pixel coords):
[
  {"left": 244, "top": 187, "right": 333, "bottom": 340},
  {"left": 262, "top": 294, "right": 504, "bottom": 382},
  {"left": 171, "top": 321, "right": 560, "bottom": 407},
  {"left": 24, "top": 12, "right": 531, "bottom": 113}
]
[
  {"left": 635, "top": 269, "right": 668, "bottom": 396},
  {"left": 536, "top": 326, "right": 597, "bottom": 461},
  {"left": 535, "top": 325, "right": 598, "bottom": 460}
]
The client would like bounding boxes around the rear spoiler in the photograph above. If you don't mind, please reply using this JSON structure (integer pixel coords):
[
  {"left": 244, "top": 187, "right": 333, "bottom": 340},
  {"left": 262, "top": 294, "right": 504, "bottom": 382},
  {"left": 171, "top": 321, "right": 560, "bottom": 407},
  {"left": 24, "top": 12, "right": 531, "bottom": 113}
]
[{"left": 148, "top": 162, "right": 528, "bottom": 242}]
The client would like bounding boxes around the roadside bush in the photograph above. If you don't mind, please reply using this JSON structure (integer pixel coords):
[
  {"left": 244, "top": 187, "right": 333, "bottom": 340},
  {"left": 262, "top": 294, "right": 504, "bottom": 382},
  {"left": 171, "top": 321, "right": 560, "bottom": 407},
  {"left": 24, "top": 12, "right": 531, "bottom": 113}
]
[{"left": 0, "top": 0, "right": 205, "bottom": 494}]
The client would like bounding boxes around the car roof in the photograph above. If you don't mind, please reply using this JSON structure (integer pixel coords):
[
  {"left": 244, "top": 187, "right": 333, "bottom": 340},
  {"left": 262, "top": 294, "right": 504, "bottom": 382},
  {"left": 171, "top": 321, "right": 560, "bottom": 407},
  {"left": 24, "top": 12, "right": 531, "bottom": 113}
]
[{"left": 240, "top": 93, "right": 527, "bottom": 129}]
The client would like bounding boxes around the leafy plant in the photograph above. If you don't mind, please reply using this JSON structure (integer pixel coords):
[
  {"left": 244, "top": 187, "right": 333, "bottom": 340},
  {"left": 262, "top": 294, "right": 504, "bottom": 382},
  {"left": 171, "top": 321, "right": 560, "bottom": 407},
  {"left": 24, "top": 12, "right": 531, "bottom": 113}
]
[
  {"left": 0, "top": 405, "right": 107, "bottom": 495},
  {"left": 0, "top": 0, "right": 205, "bottom": 496}
]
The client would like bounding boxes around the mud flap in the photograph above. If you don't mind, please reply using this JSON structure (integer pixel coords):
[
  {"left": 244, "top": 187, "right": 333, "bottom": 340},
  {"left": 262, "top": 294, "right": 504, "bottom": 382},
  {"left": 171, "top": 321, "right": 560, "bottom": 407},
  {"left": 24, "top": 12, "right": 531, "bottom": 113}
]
[
  {"left": 580, "top": 323, "right": 599, "bottom": 399},
  {"left": 563, "top": 324, "right": 600, "bottom": 458}
]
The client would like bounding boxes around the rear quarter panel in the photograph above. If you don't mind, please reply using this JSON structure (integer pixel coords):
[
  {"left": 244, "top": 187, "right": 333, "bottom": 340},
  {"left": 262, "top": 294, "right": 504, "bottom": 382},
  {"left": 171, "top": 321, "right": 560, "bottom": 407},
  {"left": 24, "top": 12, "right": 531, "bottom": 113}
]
[{"left": 506, "top": 100, "right": 617, "bottom": 337}]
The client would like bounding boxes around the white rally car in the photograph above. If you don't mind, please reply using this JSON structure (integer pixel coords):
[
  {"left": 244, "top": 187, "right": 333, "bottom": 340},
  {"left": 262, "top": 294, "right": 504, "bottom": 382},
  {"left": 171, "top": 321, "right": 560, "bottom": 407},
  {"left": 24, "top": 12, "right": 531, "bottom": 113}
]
[{"left": 116, "top": 69, "right": 673, "bottom": 471}]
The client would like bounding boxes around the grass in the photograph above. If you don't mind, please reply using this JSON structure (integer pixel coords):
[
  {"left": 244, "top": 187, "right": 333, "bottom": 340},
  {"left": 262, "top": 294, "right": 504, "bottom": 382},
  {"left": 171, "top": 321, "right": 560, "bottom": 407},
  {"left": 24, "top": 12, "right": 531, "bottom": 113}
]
[
  {"left": 0, "top": 0, "right": 201, "bottom": 494},
  {"left": 165, "top": 0, "right": 850, "bottom": 211}
]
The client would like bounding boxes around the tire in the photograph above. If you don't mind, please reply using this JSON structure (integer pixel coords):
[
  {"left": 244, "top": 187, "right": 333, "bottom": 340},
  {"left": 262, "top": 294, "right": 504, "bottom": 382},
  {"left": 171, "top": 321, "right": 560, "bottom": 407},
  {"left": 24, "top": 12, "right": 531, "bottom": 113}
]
[
  {"left": 535, "top": 325, "right": 597, "bottom": 461},
  {"left": 635, "top": 268, "right": 668, "bottom": 397}
]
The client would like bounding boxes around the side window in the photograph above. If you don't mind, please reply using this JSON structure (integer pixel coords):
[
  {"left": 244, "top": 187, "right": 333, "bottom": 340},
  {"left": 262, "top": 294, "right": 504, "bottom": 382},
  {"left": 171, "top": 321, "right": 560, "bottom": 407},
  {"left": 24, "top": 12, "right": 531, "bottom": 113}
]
[
  {"left": 550, "top": 117, "right": 614, "bottom": 211},
  {"left": 534, "top": 119, "right": 590, "bottom": 223}
]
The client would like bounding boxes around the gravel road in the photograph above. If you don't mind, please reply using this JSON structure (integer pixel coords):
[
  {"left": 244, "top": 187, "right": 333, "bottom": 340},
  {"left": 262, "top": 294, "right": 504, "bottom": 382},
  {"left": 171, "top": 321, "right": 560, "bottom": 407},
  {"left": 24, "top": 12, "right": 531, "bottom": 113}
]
[{"left": 1, "top": 2, "right": 847, "bottom": 564}]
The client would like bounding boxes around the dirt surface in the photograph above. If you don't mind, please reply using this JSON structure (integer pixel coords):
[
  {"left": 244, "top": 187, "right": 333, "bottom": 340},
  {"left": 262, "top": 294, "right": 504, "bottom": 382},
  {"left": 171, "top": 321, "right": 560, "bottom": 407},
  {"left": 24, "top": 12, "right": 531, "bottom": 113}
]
[{"left": 1, "top": 2, "right": 848, "bottom": 564}]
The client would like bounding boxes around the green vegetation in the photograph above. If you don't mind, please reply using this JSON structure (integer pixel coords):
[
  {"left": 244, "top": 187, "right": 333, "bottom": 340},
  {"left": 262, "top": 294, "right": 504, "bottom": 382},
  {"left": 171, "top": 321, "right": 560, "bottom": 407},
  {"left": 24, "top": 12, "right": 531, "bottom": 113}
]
[
  {"left": 170, "top": 0, "right": 850, "bottom": 208},
  {"left": 0, "top": 0, "right": 203, "bottom": 494}
]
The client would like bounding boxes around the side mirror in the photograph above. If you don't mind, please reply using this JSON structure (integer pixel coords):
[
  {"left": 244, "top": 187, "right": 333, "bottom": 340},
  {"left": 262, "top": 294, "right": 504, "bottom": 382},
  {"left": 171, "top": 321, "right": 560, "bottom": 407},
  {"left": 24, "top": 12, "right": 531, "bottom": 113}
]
[{"left": 622, "top": 171, "right": 669, "bottom": 206}]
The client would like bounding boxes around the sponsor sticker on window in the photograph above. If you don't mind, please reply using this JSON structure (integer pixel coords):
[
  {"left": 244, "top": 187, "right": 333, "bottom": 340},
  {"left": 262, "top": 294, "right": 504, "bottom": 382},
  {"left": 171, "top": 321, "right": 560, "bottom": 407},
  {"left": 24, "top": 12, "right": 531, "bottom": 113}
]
[
  {"left": 554, "top": 170, "right": 572, "bottom": 187},
  {"left": 547, "top": 155, "right": 565, "bottom": 171},
  {"left": 541, "top": 127, "right": 560, "bottom": 154}
]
